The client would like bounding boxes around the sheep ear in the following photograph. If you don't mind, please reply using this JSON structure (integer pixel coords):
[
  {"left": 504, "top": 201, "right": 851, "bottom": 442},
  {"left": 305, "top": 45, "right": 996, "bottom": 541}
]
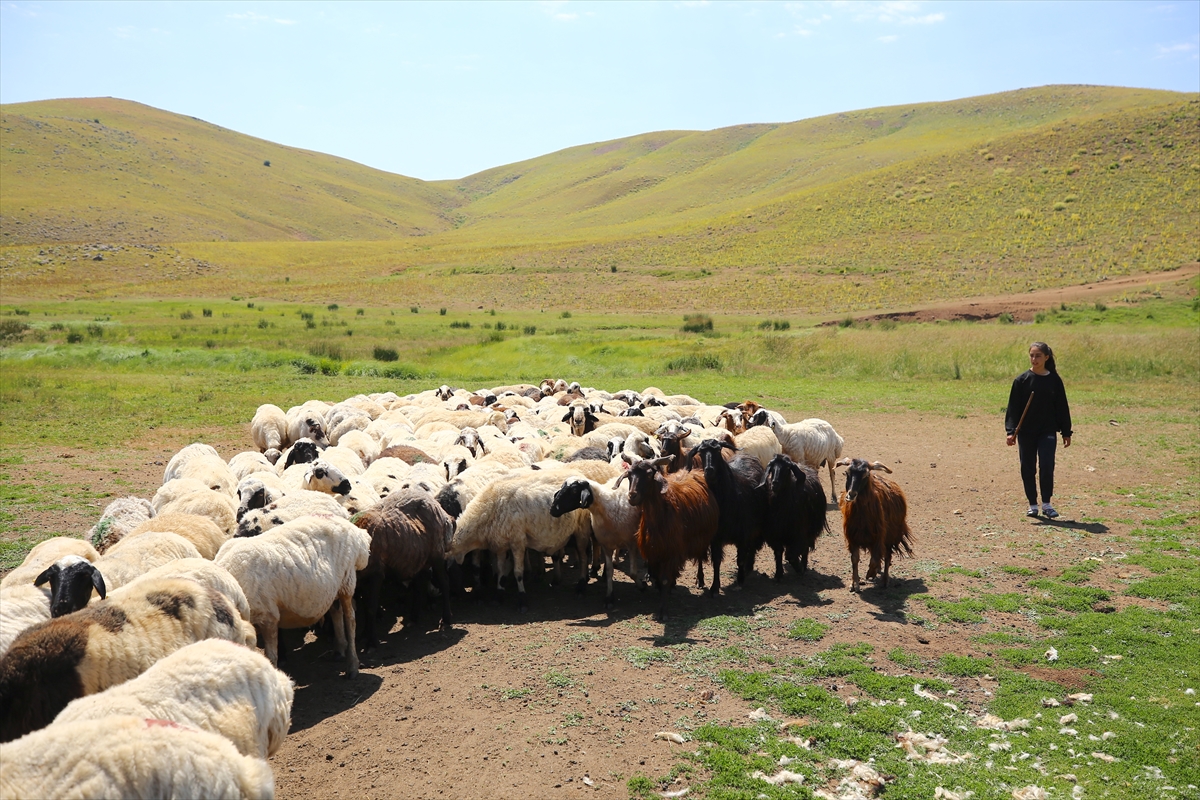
[
  {"left": 579, "top": 486, "right": 593, "bottom": 507},
  {"left": 34, "top": 565, "right": 57, "bottom": 587},
  {"left": 790, "top": 463, "right": 806, "bottom": 482},
  {"left": 834, "top": 458, "right": 852, "bottom": 468},
  {"left": 684, "top": 444, "right": 700, "bottom": 464},
  {"left": 868, "top": 461, "right": 893, "bottom": 473},
  {"left": 561, "top": 410, "right": 572, "bottom": 423},
  {"left": 658, "top": 474, "right": 670, "bottom": 495},
  {"left": 721, "top": 439, "right": 736, "bottom": 450},
  {"left": 91, "top": 569, "right": 107, "bottom": 600}
]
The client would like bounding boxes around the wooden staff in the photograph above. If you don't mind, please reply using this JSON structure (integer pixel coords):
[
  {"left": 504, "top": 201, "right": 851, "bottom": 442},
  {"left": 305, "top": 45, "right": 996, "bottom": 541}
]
[{"left": 1014, "top": 391, "right": 1035, "bottom": 436}]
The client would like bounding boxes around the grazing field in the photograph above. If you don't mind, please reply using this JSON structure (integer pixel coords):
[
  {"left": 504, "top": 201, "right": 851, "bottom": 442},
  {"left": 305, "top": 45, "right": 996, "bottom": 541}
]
[{"left": 1, "top": 279, "right": 1196, "bottom": 799}]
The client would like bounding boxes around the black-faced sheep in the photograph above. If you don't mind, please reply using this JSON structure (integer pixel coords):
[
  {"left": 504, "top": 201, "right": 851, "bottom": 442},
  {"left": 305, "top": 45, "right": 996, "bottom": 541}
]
[
  {"left": 836, "top": 458, "right": 914, "bottom": 592},
  {"left": 35, "top": 555, "right": 107, "bottom": 618},
  {"left": 759, "top": 454, "right": 828, "bottom": 581},
  {"left": 550, "top": 476, "right": 647, "bottom": 610},
  {"left": 0, "top": 577, "right": 255, "bottom": 742},
  {"left": 623, "top": 456, "right": 720, "bottom": 621},
  {"left": 352, "top": 488, "right": 455, "bottom": 645}
]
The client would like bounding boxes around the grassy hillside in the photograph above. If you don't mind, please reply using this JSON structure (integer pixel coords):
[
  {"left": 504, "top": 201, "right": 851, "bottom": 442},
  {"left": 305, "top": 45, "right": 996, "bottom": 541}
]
[
  {"left": 0, "top": 97, "right": 457, "bottom": 243},
  {"left": 1, "top": 87, "right": 1197, "bottom": 313}
]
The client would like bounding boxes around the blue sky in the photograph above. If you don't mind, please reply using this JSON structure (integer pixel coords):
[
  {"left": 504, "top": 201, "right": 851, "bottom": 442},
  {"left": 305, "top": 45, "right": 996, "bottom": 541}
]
[{"left": 2, "top": 1, "right": 1197, "bottom": 180}]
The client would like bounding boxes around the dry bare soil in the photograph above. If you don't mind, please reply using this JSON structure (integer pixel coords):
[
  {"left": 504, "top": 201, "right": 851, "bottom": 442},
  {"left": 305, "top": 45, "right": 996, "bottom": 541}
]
[{"left": 15, "top": 404, "right": 1174, "bottom": 800}]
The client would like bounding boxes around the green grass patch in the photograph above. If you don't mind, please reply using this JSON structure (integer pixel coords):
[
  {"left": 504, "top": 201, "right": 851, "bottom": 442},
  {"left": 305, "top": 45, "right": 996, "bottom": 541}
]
[
  {"left": 786, "top": 619, "right": 830, "bottom": 642},
  {"left": 937, "top": 654, "right": 993, "bottom": 676}
]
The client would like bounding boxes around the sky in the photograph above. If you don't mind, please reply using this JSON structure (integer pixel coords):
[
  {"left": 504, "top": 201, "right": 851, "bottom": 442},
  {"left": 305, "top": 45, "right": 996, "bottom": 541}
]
[{"left": 2, "top": 1, "right": 1197, "bottom": 181}]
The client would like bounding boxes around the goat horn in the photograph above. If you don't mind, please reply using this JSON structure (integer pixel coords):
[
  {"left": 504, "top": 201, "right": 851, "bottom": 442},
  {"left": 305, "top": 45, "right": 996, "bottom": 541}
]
[
  {"left": 652, "top": 455, "right": 675, "bottom": 467},
  {"left": 868, "top": 461, "right": 893, "bottom": 473},
  {"left": 613, "top": 472, "right": 629, "bottom": 488},
  {"left": 834, "top": 457, "right": 853, "bottom": 468}
]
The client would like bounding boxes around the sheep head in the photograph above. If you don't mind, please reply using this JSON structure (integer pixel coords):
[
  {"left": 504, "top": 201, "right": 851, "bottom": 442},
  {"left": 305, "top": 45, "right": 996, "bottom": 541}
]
[
  {"left": 625, "top": 456, "right": 675, "bottom": 506},
  {"left": 303, "top": 460, "right": 352, "bottom": 496},
  {"left": 35, "top": 555, "right": 106, "bottom": 617},
  {"left": 550, "top": 478, "right": 593, "bottom": 517},
  {"left": 839, "top": 458, "right": 892, "bottom": 503}
]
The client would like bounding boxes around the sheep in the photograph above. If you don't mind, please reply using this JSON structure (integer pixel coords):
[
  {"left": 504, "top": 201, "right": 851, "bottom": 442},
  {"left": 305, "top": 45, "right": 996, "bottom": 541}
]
[
  {"left": 236, "top": 473, "right": 288, "bottom": 521},
  {"left": 564, "top": 446, "right": 609, "bottom": 463},
  {"left": 751, "top": 412, "right": 844, "bottom": 502},
  {"left": 34, "top": 554, "right": 107, "bottom": 618},
  {"left": 337, "top": 428, "right": 381, "bottom": 466},
  {"left": 561, "top": 404, "right": 600, "bottom": 437},
  {"left": 744, "top": 405, "right": 787, "bottom": 429},
  {"left": 395, "top": 461, "right": 448, "bottom": 497},
  {"left": 151, "top": 477, "right": 213, "bottom": 513},
  {"left": 1, "top": 537, "right": 99, "bottom": 590},
  {"left": 447, "top": 470, "right": 594, "bottom": 611},
  {"left": 836, "top": 458, "right": 914, "bottom": 592},
  {"left": 235, "top": 491, "right": 350, "bottom": 537},
  {"left": 0, "top": 584, "right": 51, "bottom": 659},
  {"left": 93, "top": 531, "right": 203, "bottom": 591},
  {"left": 86, "top": 497, "right": 154, "bottom": 554},
  {"left": 285, "top": 403, "right": 329, "bottom": 447},
  {"left": 280, "top": 437, "right": 323, "bottom": 471},
  {"left": 318, "top": 445, "right": 367, "bottom": 477},
  {"left": 251, "top": 403, "right": 289, "bottom": 463},
  {"left": 215, "top": 515, "right": 371, "bottom": 677},
  {"left": 377, "top": 443, "right": 436, "bottom": 465},
  {"left": 0, "top": 577, "right": 255, "bottom": 742},
  {"left": 162, "top": 442, "right": 221, "bottom": 485},
  {"left": 106, "top": 558, "right": 253, "bottom": 623},
  {"left": 125, "top": 512, "right": 228, "bottom": 560},
  {"left": 53, "top": 639, "right": 293, "bottom": 759},
  {"left": 156, "top": 489, "right": 238, "bottom": 540},
  {"left": 353, "top": 489, "right": 455, "bottom": 645},
  {"left": 686, "top": 438, "right": 766, "bottom": 594},
  {"left": 335, "top": 478, "right": 382, "bottom": 516},
  {"left": 758, "top": 455, "right": 828, "bottom": 581},
  {"left": 228, "top": 450, "right": 276, "bottom": 480},
  {"left": 434, "top": 460, "right": 516, "bottom": 519},
  {"left": 623, "top": 456, "right": 720, "bottom": 621},
  {"left": 550, "top": 476, "right": 647, "bottom": 610},
  {"left": 281, "top": 459, "right": 352, "bottom": 496},
  {"left": 733, "top": 424, "right": 784, "bottom": 469},
  {"left": 403, "top": 408, "right": 507, "bottom": 433},
  {"left": 361, "top": 456, "right": 413, "bottom": 499},
  {"left": 327, "top": 408, "right": 372, "bottom": 446},
  {"left": 0, "top": 715, "right": 275, "bottom": 799}
]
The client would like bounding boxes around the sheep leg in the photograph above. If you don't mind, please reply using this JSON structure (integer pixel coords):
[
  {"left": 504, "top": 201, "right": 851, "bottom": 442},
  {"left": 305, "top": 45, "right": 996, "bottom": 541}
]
[
  {"left": 629, "top": 548, "right": 649, "bottom": 591},
  {"left": 357, "top": 572, "right": 382, "bottom": 650},
  {"left": 603, "top": 548, "right": 616, "bottom": 611},
  {"left": 827, "top": 461, "right": 838, "bottom": 504},
  {"left": 512, "top": 546, "right": 529, "bottom": 612},
  {"left": 549, "top": 550, "right": 564, "bottom": 587},
  {"left": 881, "top": 550, "right": 892, "bottom": 589},
  {"left": 589, "top": 540, "right": 602, "bottom": 579},
  {"left": 850, "top": 548, "right": 862, "bottom": 592},
  {"left": 656, "top": 577, "right": 675, "bottom": 622},
  {"left": 432, "top": 558, "right": 454, "bottom": 632},
  {"left": 696, "top": 562, "right": 706, "bottom": 590},
  {"left": 793, "top": 546, "right": 808, "bottom": 576},
  {"left": 330, "top": 600, "right": 348, "bottom": 658},
  {"left": 339, "top": 590, "right": 360, "bottom": 679},
  {"left": 260, "top": 622, "right": 280, "bottom": 667},
  {"left": 735, "top": 543, "right": 755, "bottom": 587},
  {"left": 575, "top": 535, "right": 590, "bottom": 595},
  {"left": 406, "top": 569, "right": 429, "bottom": 631},
  {"left": 708, "top": 543, "right": 723, "bottom": 597},
  {"left": 773, "top": 546, "right": 785, "bottom": 582}
]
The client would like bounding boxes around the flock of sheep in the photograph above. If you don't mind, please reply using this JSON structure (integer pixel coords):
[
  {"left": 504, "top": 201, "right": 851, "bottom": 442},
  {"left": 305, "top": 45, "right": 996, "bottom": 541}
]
[{"left": 0, "top": 379, "right": 913, "bottom": 798}]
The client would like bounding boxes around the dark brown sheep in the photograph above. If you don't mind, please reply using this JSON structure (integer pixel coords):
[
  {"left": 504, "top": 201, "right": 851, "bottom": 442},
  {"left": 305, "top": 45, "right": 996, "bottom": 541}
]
[
  {"left": 377, "top": 444, "right": 436, "bottom": 465},
  {"left": 836, "top": 458, "right": 914, "bottom": 591}
]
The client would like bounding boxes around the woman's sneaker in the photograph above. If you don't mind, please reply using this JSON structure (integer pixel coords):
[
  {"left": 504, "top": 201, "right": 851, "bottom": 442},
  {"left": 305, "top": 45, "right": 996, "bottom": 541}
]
[
  {"left": 1026, "top": 506, "right": 1040, "bottom": 518},
  {"left": 1042, "top": 505, "right": 1059, "bottom": 519}
]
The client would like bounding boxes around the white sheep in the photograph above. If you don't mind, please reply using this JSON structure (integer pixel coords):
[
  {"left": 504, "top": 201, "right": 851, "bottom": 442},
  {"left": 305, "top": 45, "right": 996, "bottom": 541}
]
[
  {"left": 550, "top": 475, "right": 648, "bottom": 609},
  {"left": 85, "top": 497, "right": 155, "bottom": 554},
  {"left": 157, "top": 488, "right": 238, "bottom": 540},
  {"left": 53, "top": 639, "right": 293, "bottom": 759},
  {"left": 0, "top": 715, "right": 275, "bottom": 799},
  {"left": 236, "top": 472, "right": 289, "bottom": 521},
  {"left": 235, "top": 491, "right": 350, "bottom": 538},
  {"left": 151, "top": 477, "right": 212, "bottom": 513},
  {"left": 0, "top": 583, "right": 50, "bottom": 659},
  {"left": 105, "top": 558, "right": 253, "bottom": 623},
  {"left": 0, "top": 577, "right": 256, "bottom": 742},
  {"left": 250, "top": 403, "right": 289, "bottom": 463},
  {"left": 1, "top": 537, "right": 99, "bottom": 589},
  {"left": 316, "top": 445, "right": 366, "bottom": 477},
  {"left": 171, "top": 454, "right": 238, "bottom": 498},
  {"left": 733, "top": 425, "right": 784, "bottom": 469},
  {"left": 759, "top": 416, "right": 844, "bottom": 501},
  {"left": 125, "top": 512, "right": 229, "bottom": 560},
  {"left": 215, "top": 515, "right": 371, "bottom": 676},
  {"left": 163, "top": 442, "right": 221, "bottom": 484},
  {"left": 228, "top": 450, "right": 276, "bottom": 481},
  {"left": 285, "top": 402, "right": 330, "bottom": 447},
  {"left": 94, "top": 531, "right": 203, "bottom": 590},
  {"left": 336, "top": 428, "right": 381, "bottom": 466},
  {"left": 360, "top": 456, "right": 413, "bottom": 499}
]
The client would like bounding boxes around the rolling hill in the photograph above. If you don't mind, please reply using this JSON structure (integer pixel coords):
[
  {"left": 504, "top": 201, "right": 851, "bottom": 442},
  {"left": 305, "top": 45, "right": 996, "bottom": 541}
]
[{"left": 1, "top": 87, "right": 1197, "bottom": 313}]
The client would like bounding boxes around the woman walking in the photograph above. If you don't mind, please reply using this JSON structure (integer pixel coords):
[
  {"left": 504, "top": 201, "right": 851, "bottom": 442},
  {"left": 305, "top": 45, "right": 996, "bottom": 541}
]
[{"left": 1005, "top": 341, "right": 1072, "bottom": 518}]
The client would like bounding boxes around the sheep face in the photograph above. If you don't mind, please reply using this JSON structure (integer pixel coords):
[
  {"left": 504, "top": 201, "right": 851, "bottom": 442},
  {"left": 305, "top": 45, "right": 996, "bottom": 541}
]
[
  {"left": 561, "top": 406, "right": 598, "bottom": 437},
  {"left": 550, "top": 478, "right": 593, "bottom": 518},
  {"left": 434, "top": 484, "right": 463, "bottom": 519},
  {"left": 35, "top": 556, "right": 106, "bottom": 617},
  {"left": 436, "top": 385, "right": 454, "bottom": 401},
  {"left": 454, "top": 428, "right": 483, "bottom": 458},
  {"left": 620, "top": 406, "right": 645, "bottom": 417},
  {"left": 747, "top": 409, "right": 770, "bottom": 429},
  {"left": 304, "top": 460, "right": 351, "bottom": 495},
  {"left": 236, "top": 480, "right": 268, "bottom": 522},
  {"left": 284, "top": 439, "right": 322, "bottom": 470},
  {"left": 444, "top": 457, "right": 469, "bottom": 481},
  {"left": 605, "top": 437, "right": 625, "bottom": 461}
]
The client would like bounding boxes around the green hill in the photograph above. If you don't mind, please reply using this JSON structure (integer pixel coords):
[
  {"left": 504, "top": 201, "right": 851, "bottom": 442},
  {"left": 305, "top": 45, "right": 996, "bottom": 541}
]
[{"left": 1, "top": 87, "right": 1197, "bottom": 313}]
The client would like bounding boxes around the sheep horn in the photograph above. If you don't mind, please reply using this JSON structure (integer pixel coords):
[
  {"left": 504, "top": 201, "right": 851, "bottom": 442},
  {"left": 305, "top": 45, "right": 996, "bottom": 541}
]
[
  {"left": 868, "top": 461, "right": 893, "bottom": 473},
  {"left": 834, "top": 457, "right": 853, "bottom": 468},
  {"left": 651, "top": 455, "right": 675, "bottom": 468},
  {"left": 613, "top": 472, "right": 630, "bottom": 489}
]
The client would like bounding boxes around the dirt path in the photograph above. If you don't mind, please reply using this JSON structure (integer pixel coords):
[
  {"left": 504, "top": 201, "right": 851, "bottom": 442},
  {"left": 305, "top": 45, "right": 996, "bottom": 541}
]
[
  {"left": 827, "top": 262, "right": 1199, "bottom": 324},
  {"left": 4, "top": 407, "right": 1182, "bottom": 799}
]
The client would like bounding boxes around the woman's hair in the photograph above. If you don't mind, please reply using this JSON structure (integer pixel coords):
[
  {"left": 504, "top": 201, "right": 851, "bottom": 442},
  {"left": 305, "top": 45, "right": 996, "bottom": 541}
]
[{"left": 1030, "top": 341, "right": 1057, "bottom": 374}]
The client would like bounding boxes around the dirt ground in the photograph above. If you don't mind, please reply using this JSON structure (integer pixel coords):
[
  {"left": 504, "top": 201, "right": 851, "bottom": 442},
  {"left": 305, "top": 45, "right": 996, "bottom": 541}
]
[
  {"left": 827, "top": 262, "right": 1200, "bottom": 324},
  {"left": 6, "top": 401, "right": 1182, "bottom": 799}
]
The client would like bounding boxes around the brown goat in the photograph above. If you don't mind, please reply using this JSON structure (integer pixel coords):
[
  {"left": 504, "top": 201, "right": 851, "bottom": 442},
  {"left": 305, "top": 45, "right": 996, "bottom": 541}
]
[
  {"left": 353, "top": 488, "right": 454, "bottom": 645},
  {"left": 836, "top": 458, "right": 914, "bottom": 592},
  {"left": 622, "top": 456, "right": 719, "bottom": 621}
]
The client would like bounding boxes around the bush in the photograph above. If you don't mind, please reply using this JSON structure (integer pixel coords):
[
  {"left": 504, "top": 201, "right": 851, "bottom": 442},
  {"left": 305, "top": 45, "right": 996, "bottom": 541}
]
[
  {"left": 1053, "top": 201, "right": 1068, "bottom": 211},
  {"left": 292, "top": 359, "right": 317, "bottom": 375},
  {"left": 373, "top": 346, "right": 399, "bottom": 362},
  {"left": 305, "top": 319, "right": 316, "bottom": 329},
  {"left": 1095, "top": 302, "right": 1107, "bottom": 312},
  {"left": 258, "top": 318, "right": 269, "bottom": 329},
  {"left": 12, "top": 308, "right": 29, "bottom": 316},
  {"left": 48, "top": 322, "right": 65, "bottom": 331},
  {"left": 356, "top": 309, "right": 364, "bottom": 316},
  {"left": 838, "top": 316, "right": 854, "bottom": 328},
  {"left": 439, "top": 308, "right": 447, "bottom": 316},
  {"left": 666, "top": 354, "right": 722, "bottom": 371},
  {"left": 998, "top": 312, "right": 1014, "bottom": 324},
  {"left": 681, "top": 313, "right": 713, "bottom": 333},
  {"left": 489, "top": 309, "right": 497, "bottom": 316},
  {"left": 309, "top": 341, "right": 343, "bottom": 360},
  {"left": 246, "top": 302, "right": 254, "bottom": 309},
  {"left": 410, "top": 306, "right": 418, "bottom": 313},
  {"left": 201, "top": 308, "right": 212, "bottom": 318},
  {"left": 610, "top": 265, "right": 617, "bottom": 273},
  {"left": 523, "top": 325, "right": 537, "bottom": 335},
  {"left": 66, "top": 330, "right": 84, "bottom": 344},
  {"left": 560, "top": 311, "right": 572, "bottom": 319},
  {"left": 180, "top": 310, "right": 194, "bottom": 320},
  {"left": 481, "top": 330, "right": 504, "bottom": 344},
  {"left": 298, "top": 311, "right": 314, "bottom": 322},
  {"left": 86, "top": 324, "right": 103, "bottom": 338},
  {"left": 327, "top": 304, "right": 339, "bottom": 311},
  {"left": 495, "top": 321, "right": 507, "bottom": 331},
  {"left": 0, "top": 320, "right": 29, "bottom": 341},
  {"left": 449, "top": 320, "right": 471, "bottom": 329}
]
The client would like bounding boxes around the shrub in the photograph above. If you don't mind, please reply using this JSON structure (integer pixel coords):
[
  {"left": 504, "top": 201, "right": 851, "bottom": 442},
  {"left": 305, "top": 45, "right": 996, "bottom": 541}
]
[
  {"left": 298, "top": 311, "right": 314, "bottom": 322},
  {"left": 356, "top": 308, "right": 364, "bottom": 316},
  {"left": 489, "top": 309, "right": 497, "bottom": 316},
  {"left": 201, "top": 308, "right": 212, "bottom": 318},
  {"left": 610, "top": 266, "right": 617, "bottom": 273},
  {"left": 373, "top": 346, "right": 399, "bottom": 362},
  {"left": 204, "top": 340, "right": 216, "bottom": 349},
  {"left": 384, "top": 319, "right": 395, "bottom": 326},
  {"left": 523, "top": 325, "right": 537, "bottom": 335},
  {"left": 1095, "top": 302, "right": 1107, "bottom": 312},
  {"left": 681, "top": 313, "right": 713, "bottom": 333},
  {"left": 666, "top": 354, "right": 722, "bottom": 371},
  {"left": 86, "top": 324, "right": 103, "bottom": 338},
  {"left": 495, "top": 321, "right": 507, "bottom": 331},
  {"left": 48, "top": 322, "right": 65, "bottom": 331},
  {"left": 180, "top": 310, "right": 194, "bottom": 320},
  {"left": 1063, "top": 194, "right": 1079, "bottom": 203},
  {"left": 263, "top": 160, "right": 270, "bottom": 167},
  {"left": 838, "top": 316, "right": 854, "bottom": 328},
  {"left": 12, "top": 308, "right": 29, "bottom": 316},
  {"left": 0, "top": 320, "right": 29, "bottom": 341},
  {"left": 381, "top": 364, "right": 422, "bottom": 379},
  {"left": 410, "top": 306, "right": 418, "bottom": 313},
  {"left": 327, "top": 304, "right": 339, "bottom": 311},
  {"left": 1035, "top": 312, "right": 1047, "bottom": 323},
  {"left": 560, "top": 311, "right": 572, "bottom": 319},
  {"left": 318, "top": 359, "right": 341, "bottom": 376},
  {"left": 481, "top": 330, "right": 504, "bottom": 344},
  {"left": 66, "top": 330, "right": 84, "bottom": 344},
  {"left": 1015, "top": 208, "right": 1032, "bottom": 219},
  {"left": 246, "top": 302, "right": 254, "bottom": 309},
  {"left": 258, "top": 318, "right": 269, "bottom": 329},
  {"left": 309, "top": 341, "right": 343, "bottom": 360},
  {"left": 449, "top": 321, "right": 471, "bottom": 329},
  {"left": 305, "top": 319, "right": 316, "bottom": 330},
  {"left": 439, "top": 308, "right": 447, "bottom": 316},
  {"left": 1053, "top": 202, "right": 1068, "bottom": 211},
  {"left": 998, "top": 312, "right": 1014, "bottom": 324}
]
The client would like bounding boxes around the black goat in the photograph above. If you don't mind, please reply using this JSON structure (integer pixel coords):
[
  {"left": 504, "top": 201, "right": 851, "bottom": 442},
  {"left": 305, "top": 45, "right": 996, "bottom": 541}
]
[
  {"left": 686, "top": 438, "right": 765, "bottom": 595},
  {"left": 759, "top": 454, "right": 827, "bottom": 581}
]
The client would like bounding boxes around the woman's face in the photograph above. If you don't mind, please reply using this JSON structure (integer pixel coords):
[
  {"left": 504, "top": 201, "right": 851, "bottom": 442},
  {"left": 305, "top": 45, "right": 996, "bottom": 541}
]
[{"left": 1029, "top": 347, "right": 1048, "bottom": 369}]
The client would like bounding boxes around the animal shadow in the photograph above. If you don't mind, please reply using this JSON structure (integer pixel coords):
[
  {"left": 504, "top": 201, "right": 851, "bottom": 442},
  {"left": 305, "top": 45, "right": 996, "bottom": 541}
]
[
  {"left": 1032, "top": 518, "right": 1109, "bottom": 534},
  {"left": 857, "top": 575, "right": 929, "bottom": 623},
  {"left": 287, "top": 670, "right": 383, "bottom": 733}
]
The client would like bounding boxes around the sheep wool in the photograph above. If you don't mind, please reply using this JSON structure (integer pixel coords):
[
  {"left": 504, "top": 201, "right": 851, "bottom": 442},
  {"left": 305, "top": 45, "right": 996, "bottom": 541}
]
[
  {"left": 86, "top": 497, "right": 155, "bottom": 555},
  {"left": 0, "top": 715, "right": 274, "bottom": 800},
  {"left": 105, "top": 558, "right": 253, "bottom": 623},
  {"left": 126, "top": 512, "right": 229, "bottom": 560},
  {"left": 0, "top": 584, "right": 51, "bottom": 659},
  {"left": 94, "top": 531, "right": 203, "bottom": 591},
  {"left": 55, "top": 639, "right": 293, "bottom": 760},
  {"left": 1, "top": 537, "right": 99, "bottom": 590}
]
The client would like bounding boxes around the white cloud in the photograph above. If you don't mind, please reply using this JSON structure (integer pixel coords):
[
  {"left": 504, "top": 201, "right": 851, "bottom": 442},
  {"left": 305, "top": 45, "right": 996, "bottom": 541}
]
[
  {"left": 110, "top": 25, "right": 136, "bottom": 39},
  {"left": 227, "top": 11, "right": 296, "bottom": 25},
  {"left": 677, "top": 0, "right": 711, "bottom": 7},
  {"left": 1155, "top": 40, "right": 1199, "bottom": 59},
  {"left": 842, "top": 1, "right": 947, "bottom": 25},
  {"left": 274, "top": 18, "right": 297, "bottom": 25},
  {"left": 878, "top": 34, "right": 899, "bottom": 42},
  {"left": 539, "top": 0, "right": 580, "bottom": 20}
]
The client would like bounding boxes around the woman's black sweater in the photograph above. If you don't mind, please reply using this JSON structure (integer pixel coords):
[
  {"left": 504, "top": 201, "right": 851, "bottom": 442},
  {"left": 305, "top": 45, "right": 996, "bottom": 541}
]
[{"left": 1005, "top": 370, "right": 1072, "bottom": 438}]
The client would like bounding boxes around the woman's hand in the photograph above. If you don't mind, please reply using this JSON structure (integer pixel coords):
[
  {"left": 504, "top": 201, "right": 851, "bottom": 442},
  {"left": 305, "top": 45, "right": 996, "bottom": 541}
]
[
  {"left": 1063, "top": 435, "right": 1071, "bottom": 448},
  {"left": 1006, "top": 434, "right": 1015, "bottom": 447}
]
